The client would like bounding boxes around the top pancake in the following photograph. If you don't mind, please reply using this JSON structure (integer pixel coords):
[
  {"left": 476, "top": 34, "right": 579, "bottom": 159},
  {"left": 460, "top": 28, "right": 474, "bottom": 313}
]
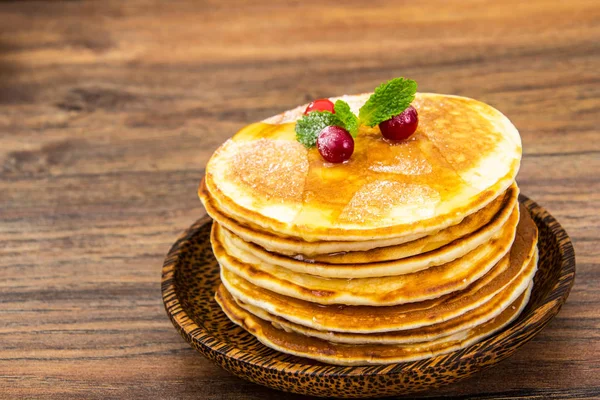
[{"left": 202, "top": 92, "right": 522, "bottom": 242}]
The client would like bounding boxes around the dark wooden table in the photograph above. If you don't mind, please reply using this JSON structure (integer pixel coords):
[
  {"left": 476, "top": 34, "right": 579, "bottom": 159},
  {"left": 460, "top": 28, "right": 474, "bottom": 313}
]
[{"left": 1, "top": 1, "right": 599, "bottom": 399}]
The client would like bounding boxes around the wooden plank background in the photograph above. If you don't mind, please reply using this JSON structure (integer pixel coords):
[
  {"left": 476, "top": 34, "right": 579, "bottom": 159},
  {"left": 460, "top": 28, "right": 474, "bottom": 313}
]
[{"left": 0, "top": 0, "right": 598, "bottom": 398}]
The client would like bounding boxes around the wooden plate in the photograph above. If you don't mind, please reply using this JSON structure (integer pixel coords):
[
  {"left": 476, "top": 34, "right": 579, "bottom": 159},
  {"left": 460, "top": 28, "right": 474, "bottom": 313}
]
[{"left": 162, "top": 196, "right": 575, "bottom": 398}]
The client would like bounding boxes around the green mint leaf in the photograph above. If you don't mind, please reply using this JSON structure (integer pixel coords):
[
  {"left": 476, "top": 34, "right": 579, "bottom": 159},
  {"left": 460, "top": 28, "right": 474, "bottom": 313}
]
[
  {"left": 358, "top": 77, "right": 417, "bottom": 127},
  {"left": 295, "top": 111, "right": 340, "bottom": 148},
  {"left": 333, "top": 100, "right": 359, "bottom": 137}
]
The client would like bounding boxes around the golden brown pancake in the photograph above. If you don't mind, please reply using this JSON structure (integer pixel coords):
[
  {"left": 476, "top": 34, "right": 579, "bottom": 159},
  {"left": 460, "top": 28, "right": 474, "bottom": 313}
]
[{"left": 202, "top": 93, "right": 522, "bottom": 242}]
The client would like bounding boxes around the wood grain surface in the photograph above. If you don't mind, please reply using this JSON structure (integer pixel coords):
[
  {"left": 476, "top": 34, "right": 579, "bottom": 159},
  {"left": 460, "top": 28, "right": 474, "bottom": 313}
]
[{"left": 0, "top": 1, "right": 598, "bottom": 399}]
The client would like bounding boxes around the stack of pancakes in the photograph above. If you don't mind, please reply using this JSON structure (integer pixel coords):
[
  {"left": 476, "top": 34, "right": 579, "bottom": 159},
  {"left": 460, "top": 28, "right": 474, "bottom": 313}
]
[{"left": 200, "top": 93, "right": 538, "bottom": 366}]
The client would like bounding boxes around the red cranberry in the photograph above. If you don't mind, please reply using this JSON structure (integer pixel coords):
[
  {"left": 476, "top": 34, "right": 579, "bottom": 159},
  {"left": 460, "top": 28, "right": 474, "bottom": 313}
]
[
  {"left": 304, "top": 98, "right": 335, "bottom": 115},
  {"left": 379, "top": 105, "right": 419, "bottom": 141},
  {"left": 316, "top": 126, "right": 354, "bottom": 163}
]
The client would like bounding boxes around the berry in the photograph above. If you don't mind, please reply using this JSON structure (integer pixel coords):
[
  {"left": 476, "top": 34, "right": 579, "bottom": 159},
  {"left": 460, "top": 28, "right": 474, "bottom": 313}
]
[
  {"left": 379, "top": 105, "right": 419, "bottom": 141},
  {"left": 304, "top": 98, "right": 335, "bottom": 115},
  {"left": 316, "top": 126, "right": 354, "bottom": 163}
]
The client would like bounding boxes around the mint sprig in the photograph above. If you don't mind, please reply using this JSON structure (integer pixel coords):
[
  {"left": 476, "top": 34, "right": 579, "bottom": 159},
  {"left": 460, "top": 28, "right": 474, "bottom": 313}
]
[
  {"left": 295, "top": 111, "right": 340, "bottom": 148},
  {"left": 333, "top": 100, "right": 359, "bottom": 137},
  {"left": 358, "top": 78, "right": 417, "bottom": 127}
]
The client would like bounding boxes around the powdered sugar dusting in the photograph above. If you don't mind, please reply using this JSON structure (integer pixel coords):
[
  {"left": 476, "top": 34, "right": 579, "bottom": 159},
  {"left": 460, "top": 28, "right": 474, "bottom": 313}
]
[
  {"left": 369, "top": 155, "right": 432, "bottom": 175},
  {"left": 339, "top": 180, "right": 440, "bottom": 223},
  {"left": 228, "top": 139, "right": 308, "bottom": 202}
]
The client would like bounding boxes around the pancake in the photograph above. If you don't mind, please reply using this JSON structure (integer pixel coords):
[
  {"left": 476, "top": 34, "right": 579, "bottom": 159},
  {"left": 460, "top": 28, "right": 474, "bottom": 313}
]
[
  {"left": 200, "top": 181, "right": 516, "bottom": 257},
  {"left": 221, "top": 248, "right": 537, "bottom": 344},
  {"left": 216, "top": 192, "right": 518, "bottom": 278},
  {"left": 212, "top": 204, "right": 520, "bottom": 305},
  {"left": 202, "top": 92, "right": 522, "bottom": 242},
  {"left": 219, "top": 205, "right": 538, "bottom": 332},
  {"left": 216, "top": 281, "right": 533, "bottom": 366}
]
